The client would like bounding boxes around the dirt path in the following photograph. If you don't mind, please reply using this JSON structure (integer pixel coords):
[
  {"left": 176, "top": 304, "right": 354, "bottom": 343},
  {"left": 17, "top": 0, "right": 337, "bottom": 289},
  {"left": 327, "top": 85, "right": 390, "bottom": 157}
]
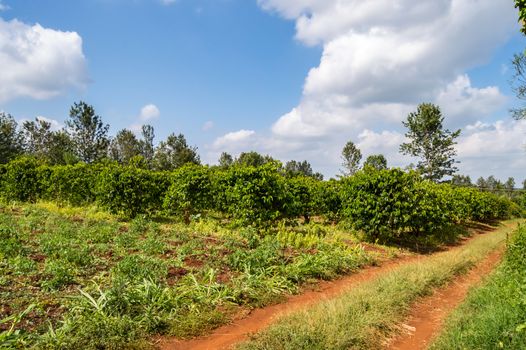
[
  {"left": 386, "top": 247, "right": 504, "bottom": 350},
  {"left": 158, "top": 228, "right": 503, "bottom": 350}
]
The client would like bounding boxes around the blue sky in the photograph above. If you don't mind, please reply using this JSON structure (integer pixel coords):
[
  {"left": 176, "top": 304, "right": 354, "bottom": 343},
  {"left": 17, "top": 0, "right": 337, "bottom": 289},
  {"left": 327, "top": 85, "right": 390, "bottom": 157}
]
[{"left": 0, "top": 0, "right": 525, "bottom": 181}]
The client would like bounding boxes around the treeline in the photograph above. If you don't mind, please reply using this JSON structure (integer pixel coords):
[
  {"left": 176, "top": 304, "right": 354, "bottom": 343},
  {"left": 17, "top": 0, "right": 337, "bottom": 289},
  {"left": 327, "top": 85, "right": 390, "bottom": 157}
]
[{"left": 0, "top": 158, "right": 521, "bottom": 241}]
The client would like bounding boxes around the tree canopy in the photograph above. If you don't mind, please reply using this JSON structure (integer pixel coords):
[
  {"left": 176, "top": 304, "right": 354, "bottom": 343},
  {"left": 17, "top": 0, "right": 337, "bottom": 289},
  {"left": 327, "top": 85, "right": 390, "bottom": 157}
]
[{"left": 400, "top": 103, "right": 460, "bottom": 182}]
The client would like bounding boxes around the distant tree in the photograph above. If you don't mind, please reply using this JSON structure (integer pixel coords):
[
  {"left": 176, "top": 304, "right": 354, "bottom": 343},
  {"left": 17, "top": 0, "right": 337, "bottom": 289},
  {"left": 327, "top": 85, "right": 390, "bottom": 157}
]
[
  {"left": 476, "top": 177, "right": 488, "bottom": 189},
  {"left": 451, "top": 174, "right": 472, "bottom": 187},
  {"left": 505, "top": 177, "right": 516, "bottom": 191},
  {"left": 0, "top": 113, "right": 24, "bottom": 163},
  {"left": 23, "top": 118, "right": 52, "bottom": 159},
  {"left": 65, "top": 101, "right": 110, "bottom": 163},
  {"left": 109, "top": 129, "right": 142, "bottom": 164},
  {"left": 284, "top": 160, "right": 323, "bottom": 180},
  {"left": 236, "top": 151, "right": 273, "bottom": 167},
  {"left": 510, "top": 53, "right": 526, "bottom": 120},
  {"left": 341, "top": 141, "right": 362, "bottom": 176},
  {"left": 400, "top": 103, "right": 460, "bottom": 182},
  {"left": 486, "top": 176, "right": 502, "bottom": 190},
  {"left": 218, "top": 152, "right": 234, "bottom": 168},
  {"left": 154, "top": 133, "right": 200, "bottom": 171},
  {"left": 363, "top": 154, "right": 387, "bottom": 170},
  {"left": 47, "top": 131, "right": 77, "bottom": 165},
  {"left": 139, "top": 124, "right": 155, "bottom": 165},
  {"left": 523, "top": 179, "right": 526, "bottom": 190}
]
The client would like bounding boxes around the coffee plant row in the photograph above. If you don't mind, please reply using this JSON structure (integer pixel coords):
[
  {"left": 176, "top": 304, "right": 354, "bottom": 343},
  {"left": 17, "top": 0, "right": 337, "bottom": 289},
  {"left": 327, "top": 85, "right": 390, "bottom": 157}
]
[{"left": 0, "top": 157, "right": 520, "bottom": 240}]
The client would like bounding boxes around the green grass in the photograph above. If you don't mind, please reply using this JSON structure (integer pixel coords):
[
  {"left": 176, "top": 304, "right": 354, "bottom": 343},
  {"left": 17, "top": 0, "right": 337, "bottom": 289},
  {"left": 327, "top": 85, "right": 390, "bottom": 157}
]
[
  {"left": 430, "top": 223, "right": 526, "bottom": 350},
  {"left": 0, "top": 201, "right": 375, "bottom": 349},
  {"left": 236, "top": 221, "right": 517, "bottom": 350}
]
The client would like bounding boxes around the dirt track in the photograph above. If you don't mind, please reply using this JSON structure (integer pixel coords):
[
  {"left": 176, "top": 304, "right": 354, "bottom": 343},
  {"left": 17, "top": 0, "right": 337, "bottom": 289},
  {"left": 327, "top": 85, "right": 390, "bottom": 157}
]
[
  {"left": 159, "top": 227, "right": 505, "bottom": 350},
  {"left": 386, "top": 247, "right": 503, "bottom": 350}
]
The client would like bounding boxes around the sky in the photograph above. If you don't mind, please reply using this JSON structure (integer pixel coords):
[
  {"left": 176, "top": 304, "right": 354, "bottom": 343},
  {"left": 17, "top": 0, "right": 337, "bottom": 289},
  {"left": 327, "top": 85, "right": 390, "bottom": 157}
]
[{"left": 0, "top": 0, "right": 525, "bottom": 182}]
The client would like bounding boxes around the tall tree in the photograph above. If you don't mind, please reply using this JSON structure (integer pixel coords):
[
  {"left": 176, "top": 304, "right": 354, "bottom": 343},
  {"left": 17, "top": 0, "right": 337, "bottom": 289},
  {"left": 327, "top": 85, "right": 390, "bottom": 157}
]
[
  {"left": 400, "top": 103, "right": 460, "bottom": 182},
  {"left": 515, "top": 0, "right": 526, "bottom": 35},
  {"left": 363, "top": 154, "right": 387, "bottom": 170},
  {"left": 341, "top": 140, "right": 362, "bottom": 176},
  {"left": 139, "top": 124, "right": 155, "bottom": 164},
  {"left": 284, "top": 160, "right": 323, "bottom": 180},
  {"left": 505, "top": 177, "right": 516, "bottom": 191},
  {"left": 65, "top": 101, "right": 110, "bottom": 163},
  {"left": 476, "top": 177, "right": 488, "bottom": 189},
  {"left": 109, "top": 129, "right": 142, "bottom": 164},
  {"left": 451, "top": 174, "right": 472, "bottom": 187},
  {"left": 510, "top": 52, "right": 526, "bottom": 120},
  {"left": 218, "top": 152, "right": 234, "bottom": 168},
  {"left": 0, "top": 113, "right": 24, "bottom": 163},
  {"left": 22, "top": 118, "right": 56, "bottom": 161},
  {"left": 236, "top": 151, "right": 273, "bottom": 167},
  {"left": 153, "top": 133, "right": 200, "bottom": 171}
]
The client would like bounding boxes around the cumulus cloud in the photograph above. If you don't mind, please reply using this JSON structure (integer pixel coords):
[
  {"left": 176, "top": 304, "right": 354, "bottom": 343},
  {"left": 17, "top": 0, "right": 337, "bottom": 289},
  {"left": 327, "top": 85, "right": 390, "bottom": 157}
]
[
  {"left": 436, "top": 75, "right": 507, "bottom": 126},
  {"left": 261, "top": 0, "right": 516, "bottom": 141},
  {"left": 0, "top": 18, "right": 88, "bottom": 103},
  {"left": 254, "top": 0, "right": 521, "bottom": 178},
  {"left": 212, "top": 129, "right": 256, "bottom": 151},
  {"left": 456, "top": 119, "right": 526, "bottom": 179},
  {"left": 139, "top": 104, "right": 160, "bottom": 121}
]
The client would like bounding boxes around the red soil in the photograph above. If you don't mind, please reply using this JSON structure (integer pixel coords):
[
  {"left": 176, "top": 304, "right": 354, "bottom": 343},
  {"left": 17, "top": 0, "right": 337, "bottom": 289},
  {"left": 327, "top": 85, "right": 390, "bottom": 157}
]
[
  {"left": 158, "top": 227, "right": 506, "bottom": 350},
  {"left": 386, "top": 247, "right": 504, "bottom": 350}
]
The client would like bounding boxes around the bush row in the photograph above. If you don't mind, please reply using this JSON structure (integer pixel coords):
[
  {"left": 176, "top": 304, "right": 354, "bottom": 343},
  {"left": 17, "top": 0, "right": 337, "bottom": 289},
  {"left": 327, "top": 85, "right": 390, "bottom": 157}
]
[{"left": 0, "top": 158, "right": 520, "bottom": 237}]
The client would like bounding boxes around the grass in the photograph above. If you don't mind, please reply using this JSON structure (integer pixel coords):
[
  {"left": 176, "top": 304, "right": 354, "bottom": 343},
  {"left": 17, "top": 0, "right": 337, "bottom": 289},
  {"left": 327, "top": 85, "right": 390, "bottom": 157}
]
[
  {"left": 0, "top": 201, "right": 377, "bottom": 349},
  {"left": 430, "top": 223, "right": 526, "bottom": 350},
  {"left": 236, "top": 221, "right": 518, "bottom": 350}
]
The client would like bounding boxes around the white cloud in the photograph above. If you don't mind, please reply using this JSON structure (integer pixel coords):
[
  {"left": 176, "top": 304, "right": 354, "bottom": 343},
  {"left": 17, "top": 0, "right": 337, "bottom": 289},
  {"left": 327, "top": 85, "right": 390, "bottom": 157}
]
[
  {"left": 436, "top": 75, "right": 507, "bottom": 126},
  {"left": 202, "top": 120, "right": 214, "bottom": 131},
  {"left": 139, "top": 104, "right": 160, "bottom": 121},
  {"left": 0, "top": 1, "right": 9, "bottom": 11},
  {"left": 212, "top": 129, "right": 256, "bottom": 151},
  {"left": 160, "top": 0, "right": 176, "bottom": 5},
  {"left": 456, "top": 119, "right": 526, "bottom": 179},
  {"left": 0, "top": 18, "right": 88, "bottom": 103},
  {"left": 254, "top": 0, "right": 521, "bottom": 179}
]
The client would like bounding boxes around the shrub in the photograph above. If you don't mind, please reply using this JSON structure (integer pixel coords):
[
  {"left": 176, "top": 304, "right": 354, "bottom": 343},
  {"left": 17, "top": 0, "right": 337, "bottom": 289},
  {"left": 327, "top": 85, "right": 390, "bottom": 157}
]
[
  {"left": 218, "top": 162, "right": 288, "bottom": 226},
  {"left": 0, "top": 157, "right": 43, "bottom": 202},
  {"left": 340, "top": 169, "right": 422, "bottom": 240},
  {"left": 95, "top": 165, "right": 170, "bottom": 217},
  {"left": 163, "top": 164, "right": 212, "bottom": 224}
]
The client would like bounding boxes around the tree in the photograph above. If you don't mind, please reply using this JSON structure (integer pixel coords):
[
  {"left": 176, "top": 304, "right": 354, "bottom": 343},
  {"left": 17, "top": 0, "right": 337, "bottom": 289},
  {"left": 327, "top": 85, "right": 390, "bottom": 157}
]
[
  {"left": 363, "top": 154, "right": 387, "bottom": 170},
  {"left": 284, "top": 160, "right": 323, "bottom": 180},
  {"left": 65, "top": 101, "right": 110, "bottom": 163},
  {"left": 0, "top": 113, "right": 24, "bottom": 163},
  {"left": 109, "top": 129, "right": 142, "bottom": 164},
  {"left": 515, "top": 0, "right": 526, "bottom": 35},
  {"left": 341, "top": 140, "right": 362, "bottom": 176},
  {"left": 451, "top": 174, "right": 472, "bottom": 187},
  {"left": 139, "top": 124, "right": 155, "bottom": 165},
  {"left": 505, "top": 177, "right": 516, "bottom": 191},
  {"left": 218, "top": 152, "right": 234, "bottom": 168},
  {"left": 400, "top": 103, "right": 460, "bottom": 182},
  {"left": 510, "top": 53, "right": 526, "bottom": 120},
  {"left": 236, "top": 151, "right": 273, "bottom": 167},
  {"left": 153, "top": 133, "right": 200, "bottom": 171},
  {"left": 476, "top": 177, "right": 488, "bottom": 189},
  {"left": 22, "top": 118, "right": 75, "bottom": 164},
  {"left": 23, "top": 118, "right": 52, "bottom": 159}
]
